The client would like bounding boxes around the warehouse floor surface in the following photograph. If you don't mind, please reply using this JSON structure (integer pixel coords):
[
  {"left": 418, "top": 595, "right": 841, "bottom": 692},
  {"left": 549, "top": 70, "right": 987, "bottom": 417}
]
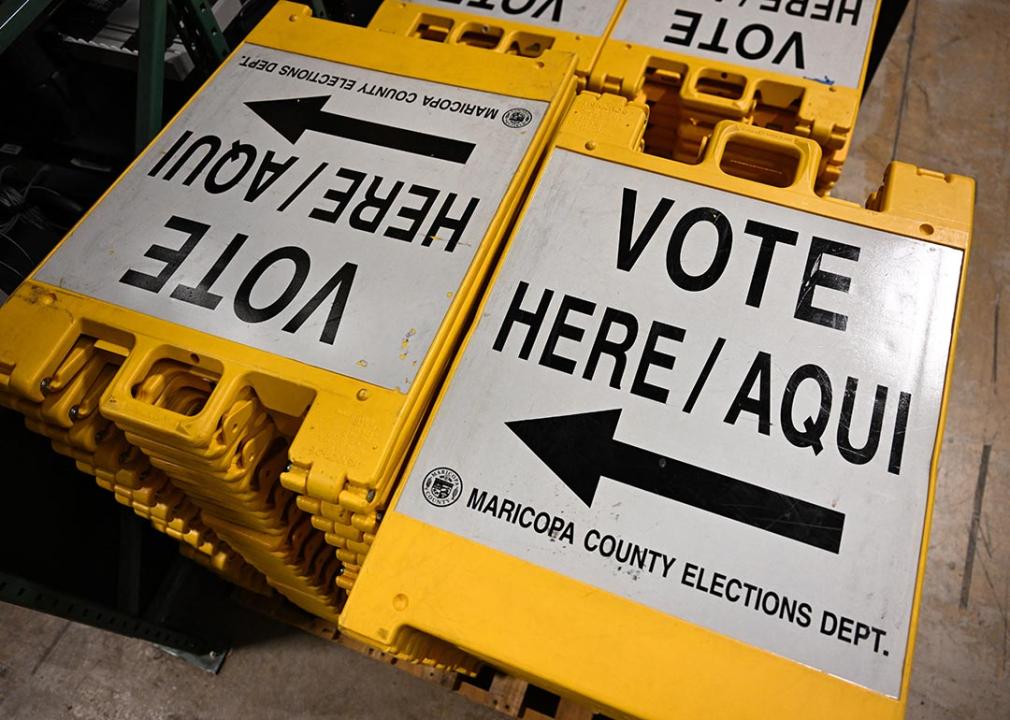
[{"left": 2, "top": 0, "right": 1009, "bottom": 718}]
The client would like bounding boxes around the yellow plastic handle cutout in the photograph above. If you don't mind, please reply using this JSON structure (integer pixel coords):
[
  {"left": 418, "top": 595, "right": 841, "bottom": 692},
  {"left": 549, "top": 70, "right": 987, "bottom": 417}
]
[{"left": 704, "top": 121, "right": 821, "bottom": 193}]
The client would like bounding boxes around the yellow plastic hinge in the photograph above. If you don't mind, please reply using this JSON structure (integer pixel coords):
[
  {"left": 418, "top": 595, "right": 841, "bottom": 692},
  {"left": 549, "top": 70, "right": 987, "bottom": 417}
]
[
  {"left": 598, "top": 72, "right": 626, "bottom": 96},
  {"left": 868, "top": 162, "right": 975, "bottom": 235},
  {"left": 558, "top": 92, "right": 648, "bottom": 152},
  {"left": 797, "top": 92, "right": 855, "bottom": 149}
]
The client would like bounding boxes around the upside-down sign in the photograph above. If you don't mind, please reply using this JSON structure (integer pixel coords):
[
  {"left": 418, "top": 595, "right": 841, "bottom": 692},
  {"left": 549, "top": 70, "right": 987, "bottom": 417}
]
[{"left": 36, "top": 45, "right": 546, "bottom": 392}]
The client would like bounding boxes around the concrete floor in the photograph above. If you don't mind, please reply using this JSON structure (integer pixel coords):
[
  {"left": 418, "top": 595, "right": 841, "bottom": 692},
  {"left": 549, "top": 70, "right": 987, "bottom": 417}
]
[
  {"left": 0, "top": 601, "right": 501, "bottom": 720},
  {"left": 833, "top": 1, "right": 1010, "bottom": 717},
  {"left": 1, "top": 0, "right": 1009, "bottom": 718}
]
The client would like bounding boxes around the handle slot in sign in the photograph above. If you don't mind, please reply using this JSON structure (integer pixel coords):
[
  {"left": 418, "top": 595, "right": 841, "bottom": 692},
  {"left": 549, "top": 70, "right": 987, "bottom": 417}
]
[
  {"left": 411, "top": 14, "right": 556, "bottom": 59},
  {"left": 412, "top": 15, "right": 452, "bottom": 42},
  {"left": 707, "top": 122, "right": 820, "bottom": 193}
]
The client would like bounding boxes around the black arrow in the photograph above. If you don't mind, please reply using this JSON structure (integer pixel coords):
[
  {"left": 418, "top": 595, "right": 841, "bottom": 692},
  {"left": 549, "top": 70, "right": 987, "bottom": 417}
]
[
  {"left": 506, "top": 409, "right": 845, "bottom": 553},
  {"left": 245, "top": 96, "right": 476, "bottom": 164}
]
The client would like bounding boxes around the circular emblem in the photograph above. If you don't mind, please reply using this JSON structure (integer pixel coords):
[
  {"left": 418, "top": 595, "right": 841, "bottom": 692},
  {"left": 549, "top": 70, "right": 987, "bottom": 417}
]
[
  {"left": 422, "top": 467, "right": 463, "bottom": 507},
  {"left": 502, "top": 107, "right": 533, "bottom": 129}
]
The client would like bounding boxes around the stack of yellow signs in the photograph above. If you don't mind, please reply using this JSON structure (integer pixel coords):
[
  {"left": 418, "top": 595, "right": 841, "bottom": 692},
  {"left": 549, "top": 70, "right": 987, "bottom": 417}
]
[
  {"left": 368, "top": 0, "right": 625, "bottom": 85},
  {"left": 591, "top": 0, "right": 882, "bottom": 193},
  {"left": 0, "top": 0, "right": 576, "bottom": 671}
]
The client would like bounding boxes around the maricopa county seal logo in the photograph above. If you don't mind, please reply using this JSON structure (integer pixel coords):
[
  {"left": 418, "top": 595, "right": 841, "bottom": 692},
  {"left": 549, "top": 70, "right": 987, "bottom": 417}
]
[
  {"left": 422, "top": 467, "right": 463, "bottom": 507},
  {"left": 502, "top": 108, "right": 533, "bottom": 129}
]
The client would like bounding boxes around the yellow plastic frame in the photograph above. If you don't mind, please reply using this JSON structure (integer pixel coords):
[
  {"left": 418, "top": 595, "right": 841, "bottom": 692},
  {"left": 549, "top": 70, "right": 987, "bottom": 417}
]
[{"left": 368, "top": 0, "right": 627, "bottom": 84}]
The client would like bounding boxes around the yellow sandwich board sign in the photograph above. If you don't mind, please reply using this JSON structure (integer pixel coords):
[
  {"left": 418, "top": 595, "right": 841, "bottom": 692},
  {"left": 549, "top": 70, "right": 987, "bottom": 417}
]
[{"left": 341, "top": 92, "right": 973, "bottom": 718}]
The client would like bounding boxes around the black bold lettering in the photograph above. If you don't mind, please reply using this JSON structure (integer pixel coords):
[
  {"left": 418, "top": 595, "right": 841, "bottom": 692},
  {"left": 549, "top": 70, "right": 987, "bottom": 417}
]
[
  {"left": 583, "top": 307, "right": 639, "bottom": 389},
  {"left": 836, "top": 0, "right": 863, "bottom": 25},
  {"left": 744, "top": 219, "right": 798, "bottom": 308},
  {"left": 309, "top": 168, "right": 366, "bottom": 224},
  {"left": 617, "top": 187, "right": 673, "bottom": 272},
  {"left": 887, "top": 391, "right": 912, "bottom": 475},
  {"left": 667, "top": 207, "right": 733, "bottom": 292},
  {"left": 148, "top": 130, "right": 193, "bottom": 177},
  {"left": 736, "top": 24, "right": 773, "bottom": 60},
  {"left": 383, "top": 184, "right": 439, "bottom": 243},
  {"left": 836, "top": 377, "right": 888, "bottom": 465},
  {"left": 120, "top": 216, "right": 208, "bottom": 293},
  {"left": 492, "top": 282, "right": 554, "bottom": 360},
  {"left": 540, "top": 294, "right": 596, "bottom": 375},
  {"left": 531, "top": 0, "right": 562, "bottom": 22},
  {"left": 810, "top": 0, "right": 833, "bottom": 21},
  {"left": 664, "top": 9, "right": 701, "bottom": 46},
  {"left": 772, "top": 31, "right": 805, "bottom": 69},
  {"left": 348, "top": 175, "right": 404, "bottom": 234},
  {"left": 871, "top": 627, "right": 887, "bottom": 653},
  {"left": 422, "top": 194, "right": 480, "bottom": 252},
  {"left": 467, "top": 488, "right": 488, "bottom": 510},
  {"left": 820, "top": 610, "right": 839, "bottom": 636},
  {"left": 245, "top": 151, "right": 299, "bottom": 203},
  {"left": 204, "top": 141, "right": 256, "bottom": 194},
  {"left": 725, "top": 578, "right": 742, "bottom": 602},
  {"left": 781, "top": 363, "right": 832, "bottom": 455},
  {"left": 499, "top": 498, "right": 515, "bottom": 521},
  {"left": 163, "top": 135, "right": 221, "bottom": 185},
  {"left": 784, "top": 0, "right": 809, "bottom": 16},
  {"left": 282, "top": 262, "right": 357, "bottom": 344},
  {"left": 631, "top": 321, "right": 685, "bottom": 403},
  {"left": 724, "top": 351, "right": 773, "bottom": 435},
  {"left": 234, "top": 247, "right": 309, "bottom": 323},
  {"left": 501, "top": 0, "right": 535, "bottom": 13},
  {"left": 697, "top": 16, "right": 731, "bottom": 53},
  {"left": 795, "top": 236, "right": 860, "bottom": 331},
  {"left": 169, "top": 232, "right": 247, "bottom": 309}
]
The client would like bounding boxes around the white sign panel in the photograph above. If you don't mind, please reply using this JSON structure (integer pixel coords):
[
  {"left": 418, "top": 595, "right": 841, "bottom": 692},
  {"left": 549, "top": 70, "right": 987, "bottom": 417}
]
[
  {"left": 397, "top": 149, "right": 962, "bottom": 696},
  {"left": 410, "top": 0, "right": 619, "bottom": 36},
  {"left": 36, "top": 45, "right": 547, "bottom": 392},
  {"left": 612, "top": 0, "right": 879, "bottom": 88}
]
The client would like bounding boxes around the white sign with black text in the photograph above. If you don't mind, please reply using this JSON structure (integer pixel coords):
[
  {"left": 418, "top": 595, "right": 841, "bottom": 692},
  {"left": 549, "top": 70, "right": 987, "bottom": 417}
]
[
  {"left": 396, "top": 149, "right": 962, "bottom": 697},
  {"left": 37, "top": 45, "right": 547, "bottom": 391},
  {"left": 612, "top": 0, "right": 879, "bottom": 88}
]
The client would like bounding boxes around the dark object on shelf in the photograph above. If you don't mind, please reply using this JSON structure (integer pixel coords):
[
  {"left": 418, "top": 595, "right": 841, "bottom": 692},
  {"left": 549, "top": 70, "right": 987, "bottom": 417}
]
[
  {"left": 0, "top": 406, "right": 231, "bottom": 668},
  {"left": 0, "top": 159, "right": 106, "bottom": 297}
]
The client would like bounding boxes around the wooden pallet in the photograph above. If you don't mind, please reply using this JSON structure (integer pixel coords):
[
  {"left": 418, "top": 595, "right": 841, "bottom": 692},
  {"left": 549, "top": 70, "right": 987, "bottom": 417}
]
[
  {"left": 455, "top": 667, "right": 600, "bottom": 720},
  {"left": 234, "top": 590, "right": 609, "bottom": 720}
]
